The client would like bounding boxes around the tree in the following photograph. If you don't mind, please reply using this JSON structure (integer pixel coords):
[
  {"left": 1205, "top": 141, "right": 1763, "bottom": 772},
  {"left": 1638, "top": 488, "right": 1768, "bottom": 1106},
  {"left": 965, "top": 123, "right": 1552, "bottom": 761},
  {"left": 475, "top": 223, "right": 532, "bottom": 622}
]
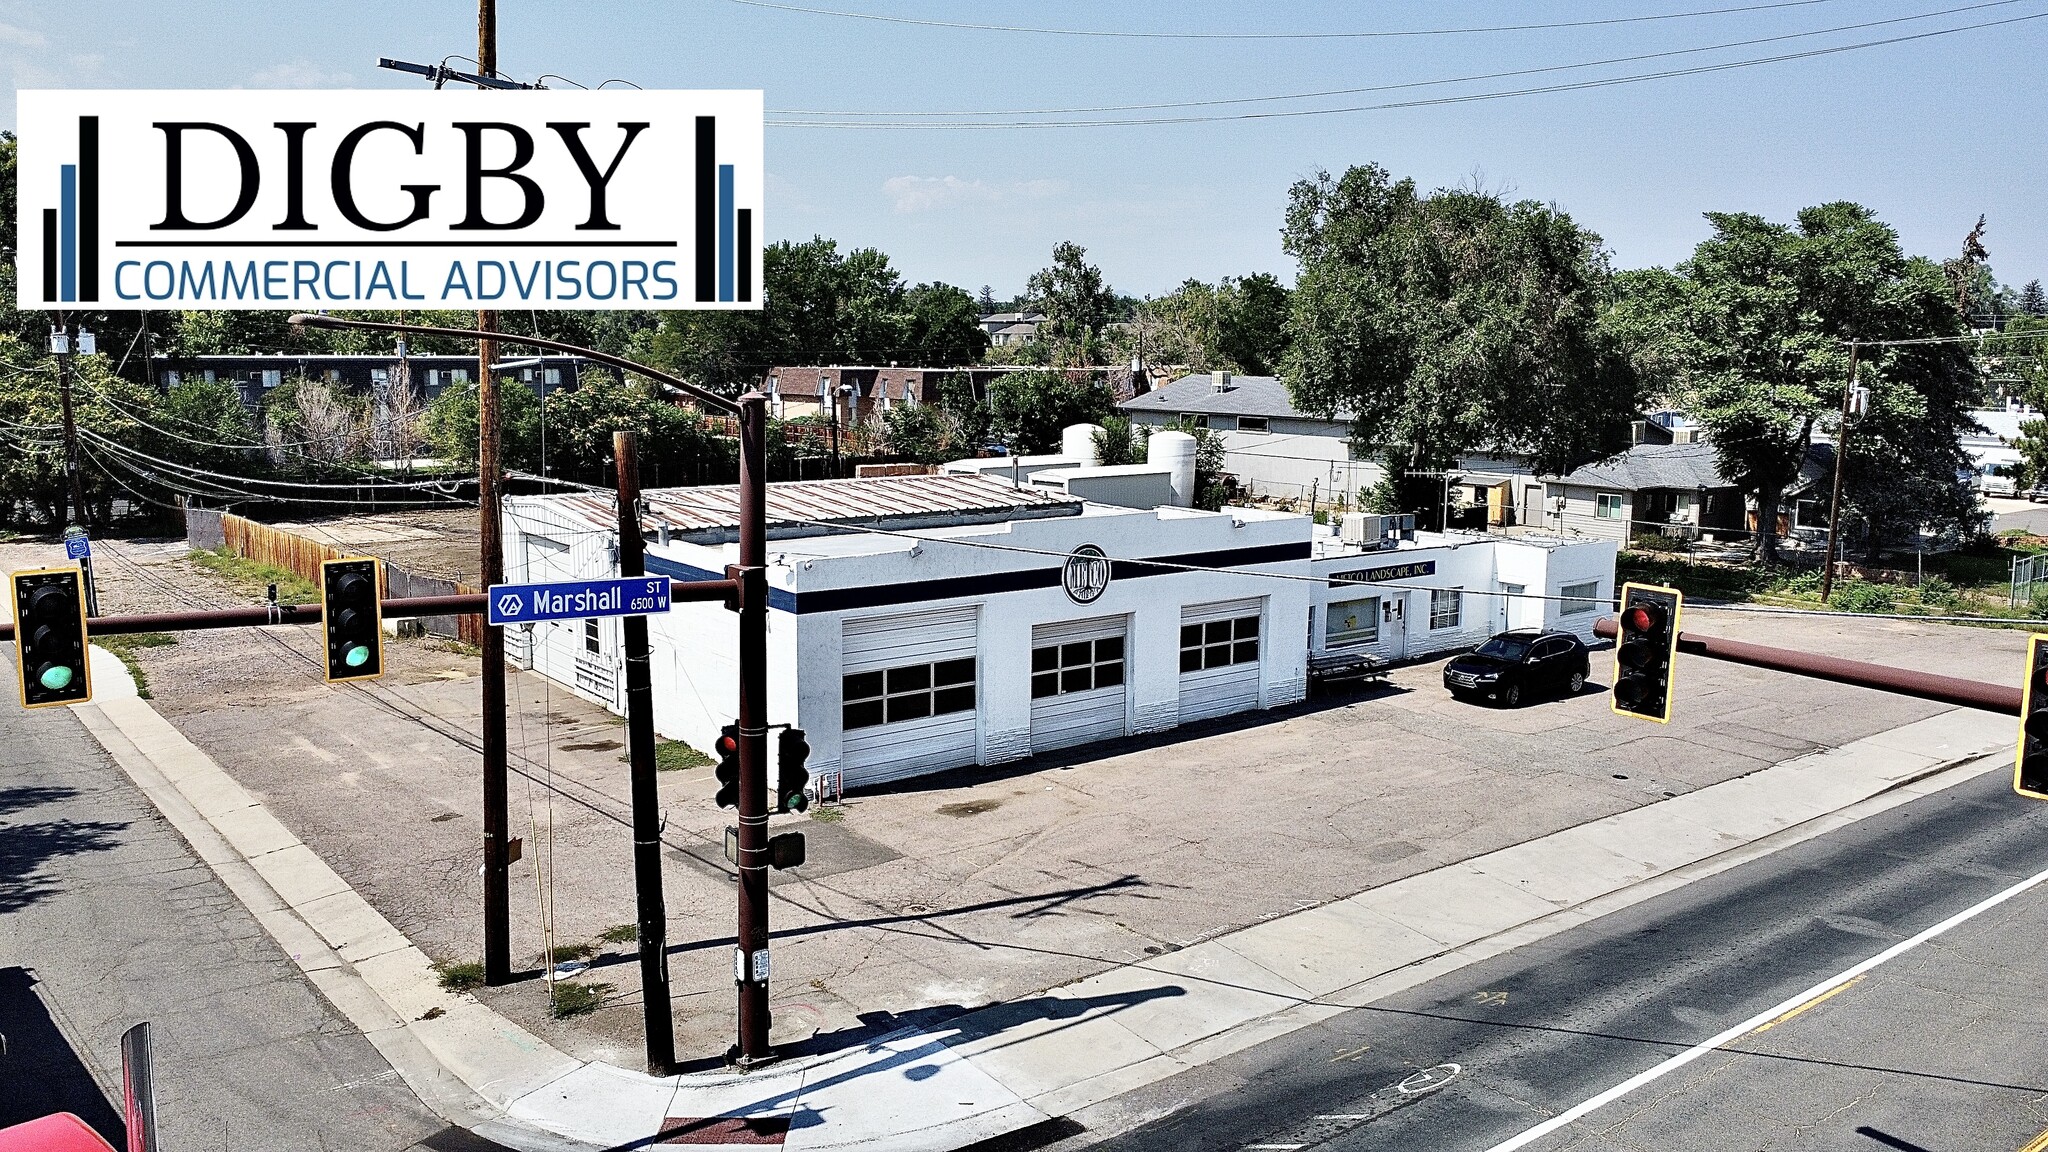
[
  {"left": 977, "top": 285, "right": 997, "bottom": 313},
  {"left": 541, "top": 374, "right": 726, "bottom": 487},
  {"left": 987, "top": 369, "right": 1115, "bottom": 454},
  {"left": 420, "top": 378, "right": 544, "bottom": 471},
  {"left": 1625, "top": 202, "right": 1984, "bottom": 562},
  {"left": 1216, "top": 274, "right": 1293, "bottom": 376},
  {"left": 1282, "top": 163, "right": 1635, "bottom": 516},
  {"left": 2021, "top": 279, "right": 2047, "bottom": 318},
  {"left": 1092, "top": 416, "right": 1143, "bottom": 466},
  {"left": 901, "top": 282, "right": 991, "bottom": 366},
  {"left": 881, "top": 402, "right": 958, "bottom": 464},
  {"left": 1026, "top": 241, "right": 1117, "bottom": 365}
]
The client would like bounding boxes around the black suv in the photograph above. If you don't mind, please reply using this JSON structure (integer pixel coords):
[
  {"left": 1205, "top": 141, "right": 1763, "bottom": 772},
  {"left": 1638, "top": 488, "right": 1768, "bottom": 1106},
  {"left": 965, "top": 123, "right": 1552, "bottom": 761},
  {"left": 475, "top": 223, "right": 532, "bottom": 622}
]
[{"left": 1443, "top": 629, "right": 1592, "bottom": 707}]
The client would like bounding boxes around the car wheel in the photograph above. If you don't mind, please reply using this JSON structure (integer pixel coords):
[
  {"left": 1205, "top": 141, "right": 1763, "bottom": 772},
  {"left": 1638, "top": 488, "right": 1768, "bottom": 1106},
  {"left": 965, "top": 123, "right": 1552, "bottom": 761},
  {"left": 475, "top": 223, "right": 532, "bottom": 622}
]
[
  {"left": 1500, "top": 683, "right": 1522, "bottom": 708},
  {"left": 1566, "top": 670, "right": 1586, "bottom": 696}
]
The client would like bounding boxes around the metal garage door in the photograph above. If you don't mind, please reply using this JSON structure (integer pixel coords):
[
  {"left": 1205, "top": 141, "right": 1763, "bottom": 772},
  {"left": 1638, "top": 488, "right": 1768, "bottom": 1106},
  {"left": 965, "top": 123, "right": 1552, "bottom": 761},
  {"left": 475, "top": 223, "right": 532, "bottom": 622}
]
[
  {"left": 1030, "top": 616, "right": 1129, "bottom": 754},
  {"left": 1178, "top": 598, "right": 1264, "bottom": 723},
  {"left": 841, "top": 606, "right": 979, "bottom": 788}
]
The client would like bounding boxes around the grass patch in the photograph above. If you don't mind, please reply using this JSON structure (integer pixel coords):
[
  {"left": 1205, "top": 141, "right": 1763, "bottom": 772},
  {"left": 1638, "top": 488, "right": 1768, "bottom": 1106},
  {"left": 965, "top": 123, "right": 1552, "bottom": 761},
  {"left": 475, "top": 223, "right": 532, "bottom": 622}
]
[
  {"left": 538, "top": 940, "right": 598, "bottom": 965},
  {"left": 655, "top": 739, "right": 712, "bottom": 771},
  {"left": 808, "top": 805, "right": 845, "bottom": 824},
  {"left": 549, "top": 981, "right": 612, "bottom": 1018},
  {"left": 434, "top": 960, "right": 486, "bottom": 993},
  {"left": 189, "top": 547, "right": 319, "bottom": 604},
  {"left": 1618, "top": 544, "right": 2041, "bottom": 627},
  {"left": 599, "top": 923, "right": 637, "bottom": 945},
  {"left": 94, "top": 632, "right": 178, "bottom": 700}
]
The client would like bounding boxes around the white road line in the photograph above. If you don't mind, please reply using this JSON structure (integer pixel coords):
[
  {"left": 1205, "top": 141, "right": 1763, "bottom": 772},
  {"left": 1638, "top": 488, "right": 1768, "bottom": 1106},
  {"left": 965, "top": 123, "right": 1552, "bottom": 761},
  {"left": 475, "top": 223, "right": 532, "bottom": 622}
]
[{"left": 1481, "top": 860, "right": 2048, "bottom": 1152}]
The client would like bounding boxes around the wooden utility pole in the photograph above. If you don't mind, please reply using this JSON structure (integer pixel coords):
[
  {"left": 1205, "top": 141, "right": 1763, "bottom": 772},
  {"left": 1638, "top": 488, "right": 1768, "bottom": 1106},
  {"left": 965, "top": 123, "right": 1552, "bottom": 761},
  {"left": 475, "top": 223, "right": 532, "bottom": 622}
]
[
  {"left": 475, "top": 0, "right": 512, "bottom": 987},
  {"left": 1819, "top": 343, "right": 1860, "bottom": 605},
  {"left": 613, "top": 431, "right": 676, "bottom": 1073}
]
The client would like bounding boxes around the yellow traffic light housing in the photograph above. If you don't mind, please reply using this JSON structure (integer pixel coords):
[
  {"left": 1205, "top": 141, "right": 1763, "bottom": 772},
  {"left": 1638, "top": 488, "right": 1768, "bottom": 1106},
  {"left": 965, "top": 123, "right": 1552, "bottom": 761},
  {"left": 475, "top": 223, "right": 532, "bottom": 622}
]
[
  {"left": 11, "top": 567, "right": 92, "bottom": 708},
  {"left": 2016, "top": 634, "right": 2048, "bottom": 800},
  {"left": 1611, "top": 582, "right": 1682, "bottom": 723},
  {"left": 321, "top": 557, "right": 384, "bottom": 683}
]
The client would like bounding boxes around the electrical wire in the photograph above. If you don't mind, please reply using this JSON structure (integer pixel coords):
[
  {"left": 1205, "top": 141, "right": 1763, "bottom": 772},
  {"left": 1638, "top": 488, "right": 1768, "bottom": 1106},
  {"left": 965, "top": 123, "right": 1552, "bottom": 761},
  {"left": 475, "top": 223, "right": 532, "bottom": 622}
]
[
  {"left": 81, "top": 429, "right": 480, "bottom": 496},
  {"left": 719, "top": 0, "right": 1852, "bottom": 41},
  {"left": 773, "top": 0, "right": 2025, "bottom": 117},
  {"left": 767, "top": 10, "right": 2048, "bottom": 128}
]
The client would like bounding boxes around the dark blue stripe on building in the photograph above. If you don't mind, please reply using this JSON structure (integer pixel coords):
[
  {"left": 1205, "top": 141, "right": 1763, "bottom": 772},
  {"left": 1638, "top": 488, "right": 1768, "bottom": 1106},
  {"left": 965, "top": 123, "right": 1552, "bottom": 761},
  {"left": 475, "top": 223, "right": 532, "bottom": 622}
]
[{"left": 644, "top": 554, "right": 797, "bottom": 613}]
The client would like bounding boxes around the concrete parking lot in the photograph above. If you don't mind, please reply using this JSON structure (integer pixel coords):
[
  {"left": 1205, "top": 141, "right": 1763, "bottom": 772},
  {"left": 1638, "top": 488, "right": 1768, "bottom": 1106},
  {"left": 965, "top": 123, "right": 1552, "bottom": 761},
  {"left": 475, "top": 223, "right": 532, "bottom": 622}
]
[{"left": 3, "top": 535, "right": 2024, "bottom": 1065}]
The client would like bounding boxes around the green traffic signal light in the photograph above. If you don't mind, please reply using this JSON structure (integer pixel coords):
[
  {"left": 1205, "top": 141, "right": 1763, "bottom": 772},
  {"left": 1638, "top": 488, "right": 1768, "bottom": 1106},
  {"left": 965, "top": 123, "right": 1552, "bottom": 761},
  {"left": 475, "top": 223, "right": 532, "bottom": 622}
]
[
  {"left": 344, "top": 644, "right": 371, "bottom": 668},
  {"left": 39, "top": 664, "right": 74, "bottom": 691},
  {"left": 322, "top": 557, "right": 383, "bottom": 683}
]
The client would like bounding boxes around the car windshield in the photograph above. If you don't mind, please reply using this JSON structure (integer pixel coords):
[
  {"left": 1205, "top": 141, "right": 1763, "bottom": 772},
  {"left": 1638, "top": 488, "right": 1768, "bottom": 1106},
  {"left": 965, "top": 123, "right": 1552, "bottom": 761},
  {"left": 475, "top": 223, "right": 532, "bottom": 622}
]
[{"left": 1476, "top": 636, "right": 1534, "bottom": 661}]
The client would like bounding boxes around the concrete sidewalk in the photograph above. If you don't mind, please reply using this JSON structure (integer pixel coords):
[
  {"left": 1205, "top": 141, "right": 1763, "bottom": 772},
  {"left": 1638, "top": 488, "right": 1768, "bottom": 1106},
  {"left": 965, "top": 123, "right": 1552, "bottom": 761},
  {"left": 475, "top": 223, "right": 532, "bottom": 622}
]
[{"left": 66, "top": 643, "right": 2014, "bottom": 1150}]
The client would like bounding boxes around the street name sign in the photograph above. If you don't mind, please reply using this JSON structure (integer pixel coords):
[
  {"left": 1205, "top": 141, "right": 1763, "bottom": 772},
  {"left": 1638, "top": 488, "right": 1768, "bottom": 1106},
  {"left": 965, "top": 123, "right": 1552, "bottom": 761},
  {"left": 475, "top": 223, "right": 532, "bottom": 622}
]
[
  {"left": 16, "top": 89, "right": 762, "bottom": 311},
  {"left": 488, "top": 577, "right": 672, "bottom": 626}
]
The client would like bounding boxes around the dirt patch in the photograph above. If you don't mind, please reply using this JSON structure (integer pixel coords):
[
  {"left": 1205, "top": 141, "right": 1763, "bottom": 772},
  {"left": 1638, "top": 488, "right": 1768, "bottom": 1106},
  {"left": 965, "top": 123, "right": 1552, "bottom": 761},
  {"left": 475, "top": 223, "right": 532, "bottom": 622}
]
[
  {"left": 936, "top": 799, "right": 1001, "bottom": 817},
  {"left": 560, "top": 740, "right": 623, "bottom": 752}
]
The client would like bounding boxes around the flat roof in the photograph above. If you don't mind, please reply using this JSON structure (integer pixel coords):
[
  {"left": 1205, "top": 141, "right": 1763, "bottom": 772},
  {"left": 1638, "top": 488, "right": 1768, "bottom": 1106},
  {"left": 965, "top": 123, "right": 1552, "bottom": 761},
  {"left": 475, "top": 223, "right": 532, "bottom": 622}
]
[{"left": 509, "top": 472, "right": 1083, "bottom": 538}]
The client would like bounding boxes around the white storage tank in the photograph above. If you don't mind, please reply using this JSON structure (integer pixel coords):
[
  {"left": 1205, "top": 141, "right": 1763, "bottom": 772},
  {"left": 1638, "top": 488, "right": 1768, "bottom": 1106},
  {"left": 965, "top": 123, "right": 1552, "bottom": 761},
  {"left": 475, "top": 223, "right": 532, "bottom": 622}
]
[
  {"left": 1148, "top": 430, "right": 1198, "bottom": 507},
  {"left": 1061, "top": 423, "right": 1105, "bottom": 466}
]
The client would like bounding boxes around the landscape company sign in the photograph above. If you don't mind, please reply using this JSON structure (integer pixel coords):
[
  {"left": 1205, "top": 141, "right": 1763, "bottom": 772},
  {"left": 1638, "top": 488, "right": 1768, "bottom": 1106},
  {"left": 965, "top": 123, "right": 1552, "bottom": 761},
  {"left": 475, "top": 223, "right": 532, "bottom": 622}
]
[
  {"left": 15, "top": 89, "right": 762, "bottom": 311},
  {"left": 1329, "top": 560, "right": 1436, "bottom": 587}
]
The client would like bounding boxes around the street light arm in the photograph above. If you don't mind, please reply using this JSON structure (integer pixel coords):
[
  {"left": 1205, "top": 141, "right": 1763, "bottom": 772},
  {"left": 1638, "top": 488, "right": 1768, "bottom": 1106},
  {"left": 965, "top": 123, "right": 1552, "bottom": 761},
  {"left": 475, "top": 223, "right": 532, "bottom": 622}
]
[{"left": 287, "top": 313, "right": 738, "bottom": 415}]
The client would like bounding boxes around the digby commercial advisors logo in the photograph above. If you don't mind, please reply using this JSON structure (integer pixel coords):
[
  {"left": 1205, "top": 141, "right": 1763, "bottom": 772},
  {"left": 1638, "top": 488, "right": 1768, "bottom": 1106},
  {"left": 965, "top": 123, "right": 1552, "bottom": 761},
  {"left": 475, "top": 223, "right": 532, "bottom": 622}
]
[{"left": 16, "top": 89, "right": 763, "bottom": 312}]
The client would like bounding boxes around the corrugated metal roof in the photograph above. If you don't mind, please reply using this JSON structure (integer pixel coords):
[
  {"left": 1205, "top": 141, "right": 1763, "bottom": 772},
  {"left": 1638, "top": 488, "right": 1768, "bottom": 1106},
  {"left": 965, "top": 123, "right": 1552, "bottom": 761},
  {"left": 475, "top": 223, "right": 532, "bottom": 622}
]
[{"left": 516, "top": 472, "right": 1080, "bottom": 534}]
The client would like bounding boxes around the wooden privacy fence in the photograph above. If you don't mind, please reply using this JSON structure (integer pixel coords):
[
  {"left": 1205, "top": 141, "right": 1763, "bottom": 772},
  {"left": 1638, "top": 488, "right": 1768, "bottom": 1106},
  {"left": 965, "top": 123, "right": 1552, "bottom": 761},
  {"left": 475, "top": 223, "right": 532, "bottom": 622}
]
[{"left": 189, "top": 507, "right": 486, "bottom": 646}]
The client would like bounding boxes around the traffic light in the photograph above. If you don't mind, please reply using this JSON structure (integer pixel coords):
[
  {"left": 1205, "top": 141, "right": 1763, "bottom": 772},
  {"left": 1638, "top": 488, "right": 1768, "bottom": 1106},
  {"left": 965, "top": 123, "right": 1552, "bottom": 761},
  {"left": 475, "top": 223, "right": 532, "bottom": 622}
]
[
  {"left": 1611, "top": 582, "right": 1682, "bottom": 723},
  {"left": 321, "top": 557, "right": 383, "bottom": 682},
  {"left": 714, "top": 723, "right": 740, "bottom": 809},
  {"left": 2016, "top": 634, "right": 2048, "bottom": 799},
  {"left": 777, "top": 728, "right": 811, "bottom": 813},
  {"left": 11, "top": 567, "right": 91, "bottom": 708}
]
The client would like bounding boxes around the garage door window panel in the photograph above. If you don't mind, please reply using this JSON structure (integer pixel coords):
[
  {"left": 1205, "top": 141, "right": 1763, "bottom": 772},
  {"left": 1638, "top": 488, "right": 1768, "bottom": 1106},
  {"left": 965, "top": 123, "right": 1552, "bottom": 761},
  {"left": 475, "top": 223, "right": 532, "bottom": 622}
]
[
  {"left": 1183, "top": 615, "right": 1260, "bottom": 671},
  {"left": 1033, "top": 637, "right": 1124, "bottom": 698},
  {"left": 845, "top": 659, "right": 976, "bottom": 731}
]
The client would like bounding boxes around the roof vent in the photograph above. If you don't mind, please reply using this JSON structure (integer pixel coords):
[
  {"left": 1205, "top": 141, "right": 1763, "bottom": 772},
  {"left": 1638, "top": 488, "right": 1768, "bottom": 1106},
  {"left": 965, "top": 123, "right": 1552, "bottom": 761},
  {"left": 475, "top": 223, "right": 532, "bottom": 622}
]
[{"left": 1211, "top": 370, "right": 1233, "bottom": 393}]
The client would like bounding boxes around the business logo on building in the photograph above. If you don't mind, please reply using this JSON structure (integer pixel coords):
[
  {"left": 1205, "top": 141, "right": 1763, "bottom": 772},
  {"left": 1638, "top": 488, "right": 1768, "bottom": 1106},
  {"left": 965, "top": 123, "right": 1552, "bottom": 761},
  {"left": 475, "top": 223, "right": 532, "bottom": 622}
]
[
  {"left": 1329, "top": 560, "right": 1436, "bottom": 586},
  {"left": 1062, "top": 544, "right": 1111, "bottom": 604},
  {"left": 15, "top": 89, "right": 762, "bottom": 311}
]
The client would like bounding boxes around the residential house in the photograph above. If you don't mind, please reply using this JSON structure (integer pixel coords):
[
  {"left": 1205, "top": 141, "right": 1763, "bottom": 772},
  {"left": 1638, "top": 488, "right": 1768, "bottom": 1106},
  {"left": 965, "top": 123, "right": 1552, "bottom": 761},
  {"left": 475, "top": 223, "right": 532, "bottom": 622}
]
[
  {"left": 1541, "top": 442, "right": 1744, "bottom": 543},
  {"left": 979, "top": 311, "right": 1046, "bottom": 347}
]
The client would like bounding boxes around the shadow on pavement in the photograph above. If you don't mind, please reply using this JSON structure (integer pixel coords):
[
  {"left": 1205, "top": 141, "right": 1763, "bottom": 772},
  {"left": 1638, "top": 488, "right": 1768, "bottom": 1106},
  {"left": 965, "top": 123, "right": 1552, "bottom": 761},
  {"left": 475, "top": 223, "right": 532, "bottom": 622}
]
[
  {"left": 0, "top": 787, "right": 127, "bottom": 915},
  {"left": 0, "top": 966, "right": 124, "bottom": 1144}
]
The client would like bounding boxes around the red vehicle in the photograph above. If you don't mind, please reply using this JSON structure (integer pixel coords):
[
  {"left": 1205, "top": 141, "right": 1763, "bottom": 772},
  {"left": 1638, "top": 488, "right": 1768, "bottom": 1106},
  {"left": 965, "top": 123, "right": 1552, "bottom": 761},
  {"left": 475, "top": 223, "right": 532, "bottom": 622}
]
[{"left": 0, "top": 1023, "right": 154, "bottom": 1152}]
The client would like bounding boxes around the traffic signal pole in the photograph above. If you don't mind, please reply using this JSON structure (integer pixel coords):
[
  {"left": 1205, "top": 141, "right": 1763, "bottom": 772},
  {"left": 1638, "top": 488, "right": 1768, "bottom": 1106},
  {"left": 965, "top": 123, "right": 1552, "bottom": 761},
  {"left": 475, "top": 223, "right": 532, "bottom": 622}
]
[
  {"left": 733, "top": 392, "right": 772, "bottom": 1066},
  {"left": 1592, "top": 616, "right": 2021, "bottom": 715},
  {"left": 612, "top": 430, "right": 676, "bottom": 1073}
]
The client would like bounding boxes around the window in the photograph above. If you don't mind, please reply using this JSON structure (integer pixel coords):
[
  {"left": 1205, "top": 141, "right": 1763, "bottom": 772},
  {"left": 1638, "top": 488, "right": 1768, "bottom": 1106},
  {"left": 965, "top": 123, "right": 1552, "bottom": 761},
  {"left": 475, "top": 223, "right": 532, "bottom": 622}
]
[
  {"left": 583, "top": 618, "right": 601, "bottom": 654},
  {"left": 844, "top": 658, "right": 976, "bottom": 730},
  {"left": 1325, "top": 598, "right": 1380, "bottom": 647},
  {"left": 1238, "top": 416, "right": 1268, "bottom": 433},
  {"left": 1190, "top": 414, "right": 1210, "bottom": 429},
  {"left": 1595, "top": 493, "right": 1625, "bottom": 520},
  {"left": 1180, "top": 615, "right": 1259, "bottom": 672},
  {"left": 1560, "top": 580, "right": 1600, "bottom": 616},
  {"left": 1429, "top": 587, "right": 1462, "bottom": 630},
  {"left": 545, "top": 368, "right": 562, "bottom": 386},
  {"left": 1031, "top": 635, "right": 1125, "bottom": 699}
]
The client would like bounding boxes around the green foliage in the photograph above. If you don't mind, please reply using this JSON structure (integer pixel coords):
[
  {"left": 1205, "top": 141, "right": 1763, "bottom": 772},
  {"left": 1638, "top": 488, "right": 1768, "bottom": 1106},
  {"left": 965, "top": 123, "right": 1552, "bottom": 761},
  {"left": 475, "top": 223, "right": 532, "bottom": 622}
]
[
  {"left": 189, "top": 547, "right": 319, "bottom": 604},
  {"left": 1618, "top": 203, "right": 1983, "bottom": 563},
  {"left": 1281, "top": 163, "right": 1637, "bottom": 506},
  {"left": 1092, "top": 417, "right": 1143, "bottom": 466},
  {"left": 654, "top": 739, "right": 712, "bottom": 772},
  {"left": 1109, "top": 274, "right": 1293, "bottom": 376},
  {"left": 987, "top": 370, "right": 1114, "bottom": 454},
  {"left": 599, "top": 923, "right": 638, "bottom": 944},
  {"left": 1916, "top": 576, "right": 1961, "bottom": 611},
  {"left": 419, "top": 378, "right": 544, "bottom": 469},
  {"left": 1026, "top": 241, "right": 1118, "bottom": 365},
  {"left": 650, "top": 238, "right": 986, "bottom": 391},
  {"left": 1829, "top": 580, "right": 1898, "bottom": 613},
  {"left": 549, "top": 981, "right": 612, "bottom": 1018},
  {"left": 96, "top": 632, "right": 177, "bottom": 700},
  {"left": 543, "top": 374, "right": 728, "bottom": 486},
  {"left": 880, "top": 402, "right": 959, "bottom": 465},
  {"left": 435, "top": 960, "right": 486, "bottom": 993}
]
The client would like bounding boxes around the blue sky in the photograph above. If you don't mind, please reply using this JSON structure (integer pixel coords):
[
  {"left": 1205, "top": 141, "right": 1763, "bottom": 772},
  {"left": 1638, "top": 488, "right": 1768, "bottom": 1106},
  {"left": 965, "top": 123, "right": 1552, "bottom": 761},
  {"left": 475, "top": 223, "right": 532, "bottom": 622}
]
[{"left": 2, "top": 0, "right": 2042, "bottom": 298}]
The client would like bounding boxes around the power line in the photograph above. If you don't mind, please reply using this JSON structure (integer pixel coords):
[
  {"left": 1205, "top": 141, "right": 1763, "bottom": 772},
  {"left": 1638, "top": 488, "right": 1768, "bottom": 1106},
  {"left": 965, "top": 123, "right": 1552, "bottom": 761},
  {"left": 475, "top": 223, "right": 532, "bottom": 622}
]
[
  {"left": 720, "top": 0, "right": 1852, "bottom": 41},
  {"left": 767, "top": 10, "right": 2048, "bottom": 128},
  {"left": 773, "top": 0, "right": 2024, "bottom": 117},
  {"left": 81, "top": 429, "right": 478, "bottom": 495}
]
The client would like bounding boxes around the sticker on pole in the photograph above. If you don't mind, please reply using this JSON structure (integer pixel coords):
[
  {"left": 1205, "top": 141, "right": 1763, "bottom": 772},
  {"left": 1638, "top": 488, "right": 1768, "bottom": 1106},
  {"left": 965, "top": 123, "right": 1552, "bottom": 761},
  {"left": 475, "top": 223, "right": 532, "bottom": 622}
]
[
  {"left": 63, "top": 533, "right": 90, "bottom": 560},
  {"left": 487, "top": 577, "right": 671, "bottom": 626}
]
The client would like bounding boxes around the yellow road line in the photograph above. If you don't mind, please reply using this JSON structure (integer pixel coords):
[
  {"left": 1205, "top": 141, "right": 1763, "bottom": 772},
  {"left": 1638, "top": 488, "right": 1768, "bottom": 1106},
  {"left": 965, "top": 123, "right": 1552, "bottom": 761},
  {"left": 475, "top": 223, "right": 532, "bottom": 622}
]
[
  {"left": 2018, "top": 1126, "right": 2048, "bottom": 1152},
  {"left": 1747, "top": 975, "right": 1864, "bottom": 1035}
]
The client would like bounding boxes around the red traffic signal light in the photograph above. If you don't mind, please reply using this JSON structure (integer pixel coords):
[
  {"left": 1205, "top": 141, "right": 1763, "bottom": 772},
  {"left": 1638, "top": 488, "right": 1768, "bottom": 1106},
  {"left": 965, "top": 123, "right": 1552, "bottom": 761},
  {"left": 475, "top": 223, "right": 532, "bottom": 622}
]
[
  {"left": 1611, "top": 582, "right": 1681, "bottom": 723},
  {"left": 713, "top": 723, "right": 740, "bottom": 809}
]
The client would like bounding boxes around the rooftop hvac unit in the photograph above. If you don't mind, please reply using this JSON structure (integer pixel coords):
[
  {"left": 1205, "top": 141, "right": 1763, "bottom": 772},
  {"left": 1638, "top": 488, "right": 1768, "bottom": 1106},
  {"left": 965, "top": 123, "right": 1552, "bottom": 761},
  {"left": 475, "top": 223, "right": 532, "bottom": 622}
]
[{"left": 1338, "top": 512, "right": 1416, "bottom": 548}]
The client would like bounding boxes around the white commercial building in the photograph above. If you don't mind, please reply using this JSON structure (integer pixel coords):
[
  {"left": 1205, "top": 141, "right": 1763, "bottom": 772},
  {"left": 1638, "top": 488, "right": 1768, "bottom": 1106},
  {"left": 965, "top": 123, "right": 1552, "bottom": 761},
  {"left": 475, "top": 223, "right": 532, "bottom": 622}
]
[{"left": 503, "top": 473, "right": 1616, "bottom": 794}]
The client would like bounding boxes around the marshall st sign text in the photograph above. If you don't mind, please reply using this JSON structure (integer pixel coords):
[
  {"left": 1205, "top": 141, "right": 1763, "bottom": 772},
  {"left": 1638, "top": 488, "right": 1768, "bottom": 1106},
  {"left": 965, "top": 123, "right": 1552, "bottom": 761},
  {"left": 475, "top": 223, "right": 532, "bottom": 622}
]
[
  {"left": 16, "top": 89, "right": 763, "bottom": 311},
  {"left": 487, "top": 577, "right": 673, "bottom": 626}
]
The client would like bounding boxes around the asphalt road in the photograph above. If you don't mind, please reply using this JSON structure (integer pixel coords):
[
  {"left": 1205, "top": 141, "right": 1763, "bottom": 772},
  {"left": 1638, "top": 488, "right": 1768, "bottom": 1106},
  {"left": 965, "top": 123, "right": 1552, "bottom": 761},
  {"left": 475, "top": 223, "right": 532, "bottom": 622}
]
[
  {"left": 0, "top": 695, "right": 495, "bottom": 1151},
  {"left": 1086, "top": 766, "right": 2048, "bottom": 1152}
]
